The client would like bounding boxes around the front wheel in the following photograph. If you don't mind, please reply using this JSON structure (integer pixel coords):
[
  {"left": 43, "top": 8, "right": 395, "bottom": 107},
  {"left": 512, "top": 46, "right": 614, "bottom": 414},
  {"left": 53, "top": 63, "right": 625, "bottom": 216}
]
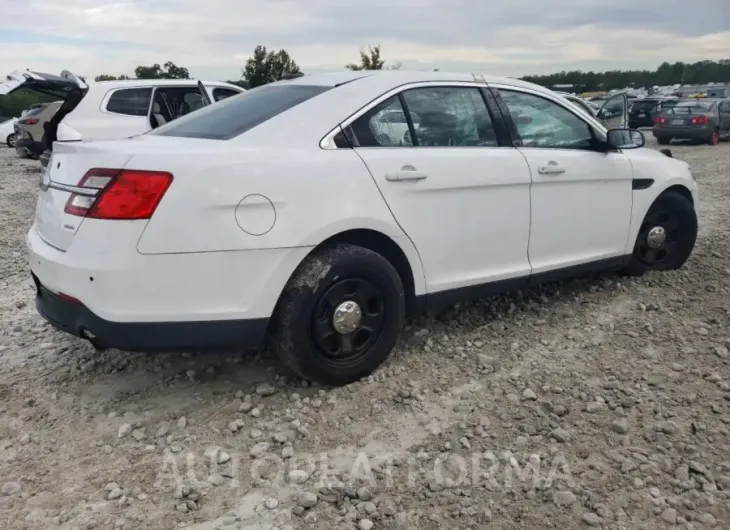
[
  {"left": 6, "top": 134, "right": 15, "bottom": 148},
  {"left": 624, "top": 192, "right": 697, "bottom": 276},
  {"left": 270, "top": 243, "right": 406, "bottom": 386}
]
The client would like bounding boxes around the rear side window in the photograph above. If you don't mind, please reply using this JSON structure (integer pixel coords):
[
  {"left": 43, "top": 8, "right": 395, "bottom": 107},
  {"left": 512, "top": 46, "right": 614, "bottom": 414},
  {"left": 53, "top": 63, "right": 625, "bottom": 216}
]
[
  {"left": 105, "top": 88, "right": 153, "bottom": 117},
  {"left": 149, "top": 85, "right": 331, "bottom": 140}
]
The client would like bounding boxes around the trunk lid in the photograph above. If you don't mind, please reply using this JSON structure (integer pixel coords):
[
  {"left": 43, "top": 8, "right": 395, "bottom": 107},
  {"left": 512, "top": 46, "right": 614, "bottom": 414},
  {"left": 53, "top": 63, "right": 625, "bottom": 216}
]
[
  {"left": 36, "top": 142, "right": 133, "bottom": 251},
  {"left": 1, "top": 69, "right": 87, "bottom": 98}
]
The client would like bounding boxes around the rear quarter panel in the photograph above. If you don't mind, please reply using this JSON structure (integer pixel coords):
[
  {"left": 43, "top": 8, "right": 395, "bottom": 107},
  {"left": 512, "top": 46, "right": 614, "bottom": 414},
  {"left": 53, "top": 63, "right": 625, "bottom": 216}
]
[{"left": 133, "top": 147, "right": 408, "bottom": 253}]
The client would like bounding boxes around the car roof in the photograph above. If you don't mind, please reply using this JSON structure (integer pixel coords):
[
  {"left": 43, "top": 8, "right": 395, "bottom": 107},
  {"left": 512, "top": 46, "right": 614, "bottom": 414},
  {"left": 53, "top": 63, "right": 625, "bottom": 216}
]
[
  {"left": 273, "top": 69, "right": 554, "bottom": 95},
  {"left": 88, "top": 79, "right": 240, "bottom": 89}
]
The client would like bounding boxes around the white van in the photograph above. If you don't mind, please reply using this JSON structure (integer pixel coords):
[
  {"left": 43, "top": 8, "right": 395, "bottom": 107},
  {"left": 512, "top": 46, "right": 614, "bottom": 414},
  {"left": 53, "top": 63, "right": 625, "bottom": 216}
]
[{"left": 0, "top": 70, "right": 245, "bottom": 165}]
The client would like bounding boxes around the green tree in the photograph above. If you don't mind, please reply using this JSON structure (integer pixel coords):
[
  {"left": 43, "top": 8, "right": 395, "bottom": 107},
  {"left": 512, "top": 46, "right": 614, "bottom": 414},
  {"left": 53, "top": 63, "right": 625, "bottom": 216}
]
[
  {"left": 242, "top": 46, "right": 302, "bottom": 88},
  {"left": 134, "top": 62, "right": 190, "bottom": 80},
  {"left": 94, "top": 74, "right": 131, "bottom": 82},
  {"left": 0, "top": 90, "right": 57, "bottom": 118},
  {"left": 346, "top": 45, "right": 386, "bottom": 71}
]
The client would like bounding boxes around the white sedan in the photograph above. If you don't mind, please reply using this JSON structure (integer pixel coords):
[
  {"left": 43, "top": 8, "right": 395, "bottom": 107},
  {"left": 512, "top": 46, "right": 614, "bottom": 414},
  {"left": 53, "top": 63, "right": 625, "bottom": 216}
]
[
  {"left": 27, "top": 70, "right": 698, "bottom": 386},
  {"left": 0, "top": 117, "right": 18, "bottom": 147}
]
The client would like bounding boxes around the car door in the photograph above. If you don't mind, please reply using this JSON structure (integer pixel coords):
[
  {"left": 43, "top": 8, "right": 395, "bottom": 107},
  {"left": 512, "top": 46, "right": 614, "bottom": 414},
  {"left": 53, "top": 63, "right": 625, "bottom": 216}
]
[
  {"left": 597, "top": 92, "right": 628, "bottom": 129},
  {"left": 719, "top": 100, "right": 730, "bottom": 135},
  {"left": 349, "top": 83, "right": 533, "bottom": 297},
  {"left": 492, "top": 86, "right": 633, "bottom": 276}
]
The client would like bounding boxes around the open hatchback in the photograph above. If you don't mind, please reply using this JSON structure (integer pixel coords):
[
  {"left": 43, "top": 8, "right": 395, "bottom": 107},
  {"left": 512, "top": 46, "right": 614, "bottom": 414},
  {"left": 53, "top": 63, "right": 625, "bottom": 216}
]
[{"left": 1, "top": 69, "right": 88, "bottom": 157}]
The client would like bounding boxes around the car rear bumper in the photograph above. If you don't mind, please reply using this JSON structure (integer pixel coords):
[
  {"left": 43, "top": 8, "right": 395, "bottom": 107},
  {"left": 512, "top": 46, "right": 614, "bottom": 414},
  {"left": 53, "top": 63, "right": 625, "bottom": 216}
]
[
  {"left": 652, "top": 126, "right": 712, "bottom": 140},
  {"left": 26, "top": 221, "right": 312, "bottom": 351},
  {"left": 33, "top": 273, "right": 269, "bottom": 352}
]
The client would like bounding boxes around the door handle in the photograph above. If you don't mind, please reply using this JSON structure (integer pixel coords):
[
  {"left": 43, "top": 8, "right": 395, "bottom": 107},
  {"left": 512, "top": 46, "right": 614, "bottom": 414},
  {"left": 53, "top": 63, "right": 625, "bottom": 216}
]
[
  {"left": 537, "top": 162, "right": 566, "bottom": 175},
  {"left": 385, "top": 165, "right": 428, "bottom": 182}
]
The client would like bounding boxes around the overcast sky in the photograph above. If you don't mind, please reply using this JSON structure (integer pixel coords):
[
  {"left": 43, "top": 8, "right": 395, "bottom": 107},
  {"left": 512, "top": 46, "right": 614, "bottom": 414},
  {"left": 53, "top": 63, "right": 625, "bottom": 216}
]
[{"left": 1, "top": 0, "right": 728, "bottom": 81}]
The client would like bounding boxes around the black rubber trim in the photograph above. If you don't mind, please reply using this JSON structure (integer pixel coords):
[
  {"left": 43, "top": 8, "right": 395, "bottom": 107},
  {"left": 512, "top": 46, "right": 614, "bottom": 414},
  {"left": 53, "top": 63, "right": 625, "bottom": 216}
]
[
  {"left": 632, "top": 178, "right": 655, "bottom": 190},
  {"left": 417, "top": 255, "right": 631, "bottom": 315},
  {"left": 32, "top": 274, "right": 269, "bottom": 353},
  {"left": 480, "top": 87, "right": 513, "bottom": 147}
]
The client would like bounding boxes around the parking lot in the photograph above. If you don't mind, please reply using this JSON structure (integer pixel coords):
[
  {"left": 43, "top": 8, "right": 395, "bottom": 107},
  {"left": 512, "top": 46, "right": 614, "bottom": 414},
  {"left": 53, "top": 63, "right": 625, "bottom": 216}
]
[{"left": 0, "top": 137, "right": 728, "bottom": 529}]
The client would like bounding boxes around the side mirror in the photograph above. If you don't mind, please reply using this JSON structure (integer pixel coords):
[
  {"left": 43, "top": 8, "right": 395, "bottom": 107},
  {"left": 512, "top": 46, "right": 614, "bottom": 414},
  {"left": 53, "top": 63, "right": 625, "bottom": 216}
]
[{"left": 607, "top": 128, "right": 645, "bottom": 149}]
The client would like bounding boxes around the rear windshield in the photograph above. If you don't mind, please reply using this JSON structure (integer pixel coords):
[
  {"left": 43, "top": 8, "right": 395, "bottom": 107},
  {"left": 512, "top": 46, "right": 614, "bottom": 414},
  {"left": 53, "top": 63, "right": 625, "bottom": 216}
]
[
  {"left": 148, "top": 84, "right": 331, "bottom": 140},
  {"left": 631, "top": 100, "right": 660, "bottom": 109},
  {"left": 21, "top": 106, "right": 46, "bottom": 118},
  {"left": 670, "top": 101, "right": 715, "bottom": 113}
]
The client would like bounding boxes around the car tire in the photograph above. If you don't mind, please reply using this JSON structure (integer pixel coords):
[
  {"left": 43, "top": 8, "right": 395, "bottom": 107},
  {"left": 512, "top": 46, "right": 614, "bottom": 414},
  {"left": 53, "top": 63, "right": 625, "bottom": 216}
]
[
  {"left": 270, "top": 243, "right": 406, "bottom": 386},
  {"left": 623, "top": 191, "right": 697, "bottom": 277},
  {"left": 6, "top": 134, "right": 16, "bottom": 148},
  {"left": 708, "top": 128, "right": 720, "bottom": 146},
  {"left": 656, "top": 136, "right": 670, "bottom": 145}
]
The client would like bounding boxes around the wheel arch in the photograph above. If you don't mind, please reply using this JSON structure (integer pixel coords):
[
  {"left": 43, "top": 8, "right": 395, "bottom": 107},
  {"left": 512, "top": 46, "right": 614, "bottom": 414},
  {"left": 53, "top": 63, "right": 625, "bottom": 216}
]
[
  {"left": 274, "top": 228, "right": 426, "bottom": 318},
  {"left": 661, "top": 184, "right": 694, "bottom": 205}
]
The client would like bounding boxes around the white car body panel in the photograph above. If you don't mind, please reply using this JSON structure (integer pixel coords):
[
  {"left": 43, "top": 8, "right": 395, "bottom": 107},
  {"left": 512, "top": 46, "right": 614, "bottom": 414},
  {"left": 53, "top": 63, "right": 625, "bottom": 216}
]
[
  {"left": 0, "top": 117, "right": 17, "bottom": 142},
  {"left": 23, "top": 70, "right": 697, "bottom": 353}
]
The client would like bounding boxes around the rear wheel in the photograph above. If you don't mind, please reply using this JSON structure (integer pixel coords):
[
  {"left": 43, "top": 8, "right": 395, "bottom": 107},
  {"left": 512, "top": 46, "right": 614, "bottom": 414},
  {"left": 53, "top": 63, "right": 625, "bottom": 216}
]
[
  {"left": 624, "top": 192, "right": 697, "bottom": 276},
  {"left": 6, "top": 134, "right": 15, "bottom": 148},
  {"left": 656, "top": 136, "right": 670, "bottom": 145},
  {"left": 270, "top": 243, "right": 406, "bottom": 386},
  {"left": 708, "top": 128, "right": 720, "bottom": 145}
]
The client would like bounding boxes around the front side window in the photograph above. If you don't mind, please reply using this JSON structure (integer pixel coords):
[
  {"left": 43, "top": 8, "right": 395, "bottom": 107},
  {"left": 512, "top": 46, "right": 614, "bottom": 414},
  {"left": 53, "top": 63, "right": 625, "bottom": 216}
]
[
  {"left": 105, "top": 88, "right": 153, "bottom": 117},
  {"left": 601, "top": 96, "right": 625, "bottom": 119},
  {"left": 499, "top": 90, "right": 594, "bottom": 149},
  {"left": 149, "top": 84, "right": 331, "bottom": 140}
]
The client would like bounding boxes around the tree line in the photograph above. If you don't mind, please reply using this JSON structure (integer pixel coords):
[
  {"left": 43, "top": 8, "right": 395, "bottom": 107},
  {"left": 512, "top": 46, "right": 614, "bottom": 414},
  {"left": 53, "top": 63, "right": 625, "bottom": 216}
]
[
  {"left": 2, "top": 48, "right": 728, "bottom": 118},
  {"left": 522, "top": 60, "right": 730, "bottom": 91}
]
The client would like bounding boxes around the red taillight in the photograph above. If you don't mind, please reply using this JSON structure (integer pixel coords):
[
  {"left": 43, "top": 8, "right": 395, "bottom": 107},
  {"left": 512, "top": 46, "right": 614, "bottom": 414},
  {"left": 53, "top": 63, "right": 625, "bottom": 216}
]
[
  {"left": 654, "top": 116, "right": 666, "bottom": 124},
  {"left": 25, "top": 118, "right": 39, "bottom": 125},
  {"left": 690, "top": 115, "right": 708, "bottom": 125},
  {"left": 63, "top": 168, "right": 173, "bottom": 220}
]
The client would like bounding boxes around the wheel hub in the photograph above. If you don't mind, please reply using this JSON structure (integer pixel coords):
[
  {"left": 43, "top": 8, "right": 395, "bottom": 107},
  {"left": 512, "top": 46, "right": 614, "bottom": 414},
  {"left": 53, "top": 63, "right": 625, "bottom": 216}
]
[
  {"left": 646, "top": 226, "right": 667, "bottom": 249},
  {"left": 332, "top": 301, "right": 362, "bottom": 335}
]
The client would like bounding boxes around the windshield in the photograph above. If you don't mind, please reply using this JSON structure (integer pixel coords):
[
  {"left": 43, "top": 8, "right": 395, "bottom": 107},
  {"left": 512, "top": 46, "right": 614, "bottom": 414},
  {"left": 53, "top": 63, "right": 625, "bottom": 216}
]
[
  {"left": 148, "top": 84, "right": 332, "bottom": 140},
  {"left": 669, "top": 101, "right": 715, "bottom": 114}
]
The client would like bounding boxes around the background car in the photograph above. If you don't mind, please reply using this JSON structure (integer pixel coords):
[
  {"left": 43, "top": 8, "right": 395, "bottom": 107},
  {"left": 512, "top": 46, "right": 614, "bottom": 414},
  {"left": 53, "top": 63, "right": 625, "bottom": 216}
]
[
  {"left": 14, "top": 101, "right": 62, "bottom": 158},
  {"left": 0, "top": 116, "right": 18, "bottom": 147},
  {"left": 27, "top": 71, "right": 698, "bottom": 387},
  {"left": 0, "top": 69, "right": 245, "bottom": 166},
  {"left": 653, "top": 98, "right": 729, "bottom": 145},
  {"left": 628, "top": 97, "right": 678, "bottom": 128},
  {"left": 559, "top": 92, "right": 628, "bottom": 129}
]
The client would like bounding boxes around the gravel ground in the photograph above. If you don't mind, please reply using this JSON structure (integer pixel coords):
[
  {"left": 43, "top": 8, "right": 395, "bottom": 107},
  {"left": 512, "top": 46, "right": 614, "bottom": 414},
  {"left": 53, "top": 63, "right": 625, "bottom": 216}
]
[{"left": 0, "top": 137, "right": 729, "bottom": 530}]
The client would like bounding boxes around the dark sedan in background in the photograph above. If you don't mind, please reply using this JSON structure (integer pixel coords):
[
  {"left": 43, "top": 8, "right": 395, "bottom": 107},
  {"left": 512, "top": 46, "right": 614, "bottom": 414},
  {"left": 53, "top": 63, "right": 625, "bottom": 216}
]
[
  {"left": 652, "top": 99, "right": 730, "bottom": 145},
  {"left": 629, "top": 97, "right": 678, "bottom": 128}
]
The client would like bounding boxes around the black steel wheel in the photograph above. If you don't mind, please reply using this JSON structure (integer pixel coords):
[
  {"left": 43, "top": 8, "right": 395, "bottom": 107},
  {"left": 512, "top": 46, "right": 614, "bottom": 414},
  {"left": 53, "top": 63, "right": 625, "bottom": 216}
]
[
  {"left": 635, "top": 209, "right": 680, "bottom": 267},
  {"left": 624, "top": 191, "right": 697, "bottom": 276},
  {"left": 311, "top": 277, "right": 386, "bottom": 367},
  {"left": 271, "top": 243, "right": 405, "bottom": 386}
]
